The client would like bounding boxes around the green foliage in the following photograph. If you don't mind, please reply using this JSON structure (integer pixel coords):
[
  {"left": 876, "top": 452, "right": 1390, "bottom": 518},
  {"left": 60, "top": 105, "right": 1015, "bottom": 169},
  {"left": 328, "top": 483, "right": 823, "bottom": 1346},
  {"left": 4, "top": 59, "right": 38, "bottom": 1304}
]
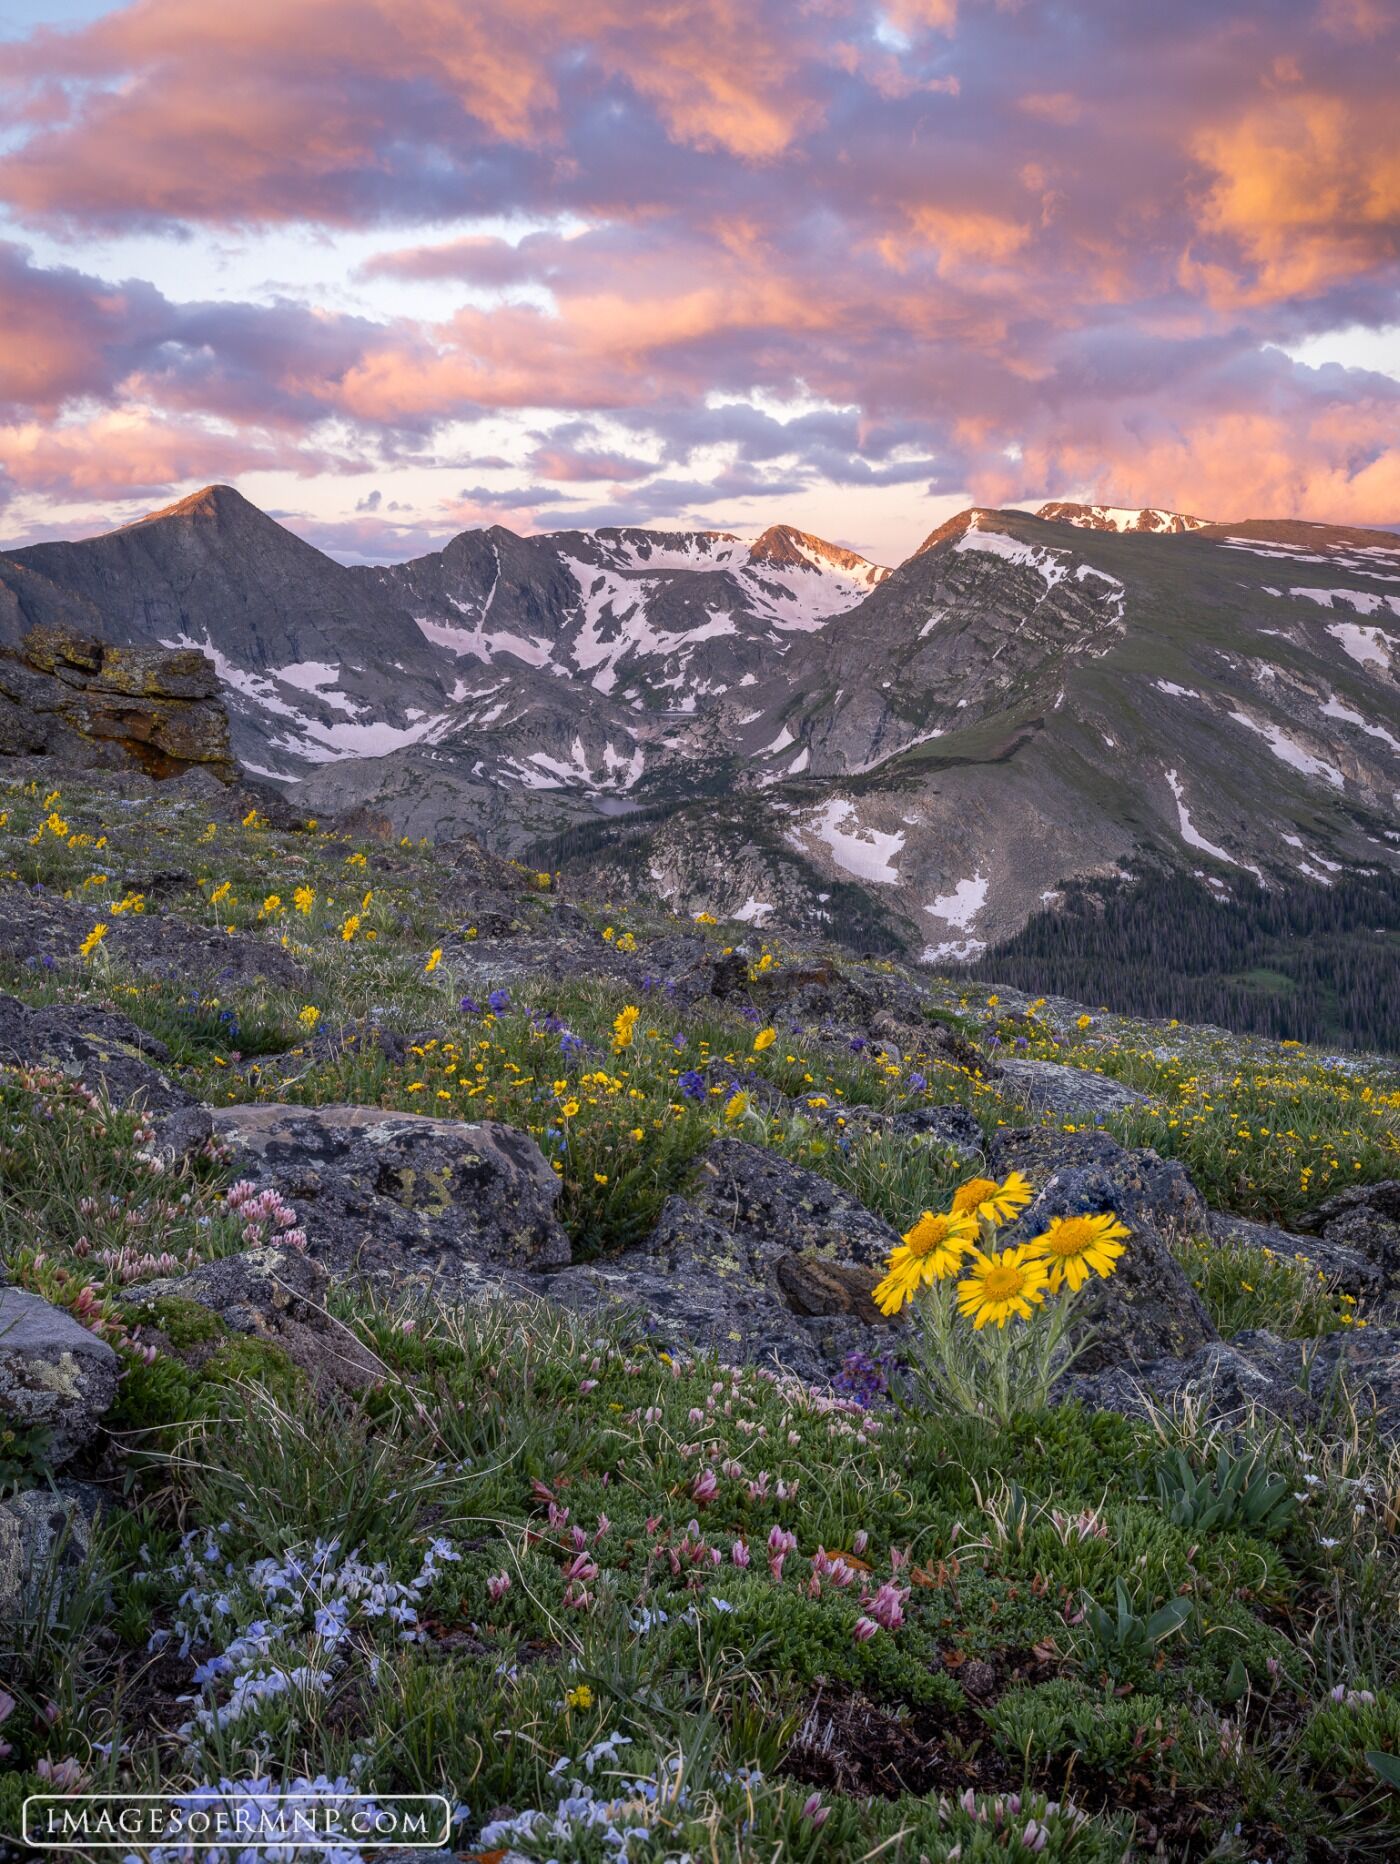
[
  {"left": 128, "top": 1294, "right": 227, "bottom": 1349},
  {"left": 1154, "top": 1446, "right": 1298, "bottom": 1539},
  {"left": 1074, "top": 1579, "right": 1196, "bottom": 1684},
  {"left": 1174, "top": 1232, "right": 1348, "bottom": 1337}
]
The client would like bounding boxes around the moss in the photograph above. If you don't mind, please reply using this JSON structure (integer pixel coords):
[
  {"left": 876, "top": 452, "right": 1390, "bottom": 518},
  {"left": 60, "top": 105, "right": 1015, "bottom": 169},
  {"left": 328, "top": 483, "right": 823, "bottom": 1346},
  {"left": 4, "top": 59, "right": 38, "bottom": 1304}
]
[
  {"left": 199, "top": 1336, "right": 305, "bottom": 1403},
  {"left": 128, "top": 1294, "right": 227, "bottom": 1350}
]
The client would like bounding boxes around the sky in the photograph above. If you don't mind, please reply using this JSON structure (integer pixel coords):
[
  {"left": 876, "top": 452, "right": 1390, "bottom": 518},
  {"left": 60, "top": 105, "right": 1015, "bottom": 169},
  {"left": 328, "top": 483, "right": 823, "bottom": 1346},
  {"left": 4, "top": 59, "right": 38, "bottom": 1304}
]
[{"left": 0, "top": 1, "right": 1397, "bottom": 567}]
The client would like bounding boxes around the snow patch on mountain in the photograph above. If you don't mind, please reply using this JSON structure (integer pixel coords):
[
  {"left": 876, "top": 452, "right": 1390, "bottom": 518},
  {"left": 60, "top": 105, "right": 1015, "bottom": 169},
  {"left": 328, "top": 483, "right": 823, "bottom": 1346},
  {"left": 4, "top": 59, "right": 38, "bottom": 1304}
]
[
  {"left": 786, "top": 800, "right": 905, "bottom": 883},
  {"left": 921, "top": 871, "right": 989, "bottom": 962},
  {"left": 954, "top": 516, "right": 1068, "bottom": 592},
  {"left": 1327, "top": 622, "right": 1394, "bottom": 671},
  {"left": 1320, "top": 693, "right": 1400, "bottom": 755},
  {"left": 1227, "top": 711, "right": 1344, "bottom": 790}
]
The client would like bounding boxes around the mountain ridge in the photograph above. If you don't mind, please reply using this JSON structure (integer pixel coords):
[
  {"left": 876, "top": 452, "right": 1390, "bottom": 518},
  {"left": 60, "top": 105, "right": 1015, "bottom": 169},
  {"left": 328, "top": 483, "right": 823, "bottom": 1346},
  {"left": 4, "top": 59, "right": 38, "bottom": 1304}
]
[{"left": 1, "top": 486, "right": 1396, "bottom": 973}]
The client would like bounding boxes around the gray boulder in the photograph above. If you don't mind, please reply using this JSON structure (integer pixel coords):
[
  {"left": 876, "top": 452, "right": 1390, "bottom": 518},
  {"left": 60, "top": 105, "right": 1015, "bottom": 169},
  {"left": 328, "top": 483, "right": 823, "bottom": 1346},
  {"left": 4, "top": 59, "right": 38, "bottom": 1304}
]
[
  {"left": 0, "top": 1481, "right": 104, "bottom": 1625},
  {"left": 1296, "top": 1182, "right": 1400, "bottom": 1297},
  {"left": 995, "top": 1056, "right": 1150, "bottom": 1122},
  {"left": 1002, "top": 1169, "right": 1217, "bottom": 1372},
  {"left": 0, "top": 1289, "right": 120, "bottom": 1465},
  {"left": 692, "top": 1138, "right": 900, "bottom": 1271},
  {"left": 549, "top": 1196, "right": 882, "bottom": 1382},
  {"left": 891, "top": 1103, "right": 985, "bottom": 1157},
  {"left": 1064, "top": 1325, "right": 1400, "bottom": 1437},
  {"left": 990, "top": 1126, "right": 1208, "bottom": 1237},
  {"left": 211, "top": 1103, "right": 572, "bottom": 1296},
  {"left": 122, "top": 1245, "right": 381, "bottom": 1398}
]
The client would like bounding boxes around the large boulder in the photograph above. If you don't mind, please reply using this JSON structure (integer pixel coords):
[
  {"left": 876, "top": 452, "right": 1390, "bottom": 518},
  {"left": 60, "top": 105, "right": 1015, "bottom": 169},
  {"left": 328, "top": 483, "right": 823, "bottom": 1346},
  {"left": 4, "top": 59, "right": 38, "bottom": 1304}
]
[
  {"left": 211, "top": 1104, "right": 572, "bottom": 1296},
  {"left": 691, "top": 1138, "right": 900, "bottom": 1272},
  {"left": 0, "top": 628, "right": 238, "bottom": 782},
  {"left": 1001, "top": 1168, "right": 1217, "bottom": 1372},
  {"left": 990, "top": 1126, "right": 1208, "bottom": 1238},
  {"left": 1064, "top": 1326, "right": 1400, "bottom": 1437},
  {"left": 549, "top": 1196, "right": 881, "bottom": 1382},
  {"left": 0, "top": 993, "right": 212, "bottom": 1162},
  {"left": 0, "top": 1289, "right": 120, "bottom": 1465}
]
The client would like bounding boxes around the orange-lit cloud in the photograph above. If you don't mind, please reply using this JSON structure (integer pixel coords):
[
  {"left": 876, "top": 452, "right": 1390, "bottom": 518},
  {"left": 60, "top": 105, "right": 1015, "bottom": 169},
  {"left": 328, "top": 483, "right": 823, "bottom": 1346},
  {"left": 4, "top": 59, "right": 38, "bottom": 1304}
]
[{"left": 0, "top": 0, "right": 1397, "bottom": 551}]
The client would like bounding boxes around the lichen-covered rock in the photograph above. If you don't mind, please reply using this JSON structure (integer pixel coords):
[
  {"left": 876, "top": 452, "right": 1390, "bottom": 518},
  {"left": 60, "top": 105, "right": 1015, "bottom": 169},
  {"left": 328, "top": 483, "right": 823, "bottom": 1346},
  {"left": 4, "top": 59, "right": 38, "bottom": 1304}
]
[
  {"left": 0, "top": 627, "right": 237, "bottom": 782},
  {"left": 122, "top": 1245, "right": 381, "bottom": 1398},
  {"left": 211, "top": 1103, "right": 572, "bottom": 1295},
  {"left": 0, "top": 993, "right": 212, "bottom": 1161},
  {"left": 0, "top": 1289, "right": 120, "bottom": 1465},
  {"left": 1206, "top": 1210, "right": 1388, "bottom": 1305},
  {"left": 1296, "top": 1182, "right": 1400, "bottom": 1296},
  {"left": 1002, "top": 1169, "right": 1217, "bottom": 1372},
  {"left": 995, "top": 1057, "right": 1150, "bottom": 1121},
  {"left": 549, "top": 1197, "right": 881, "bottom": 1381},
  {"left": 990, "top": 1126, "right": 1208, "bottom": 1237},
  {"left": 0, "top": 1480, "right": 104, "bottom": 1625},
  {"left": 692, "top": 1138, "right": 900, "bottom": 1272}
]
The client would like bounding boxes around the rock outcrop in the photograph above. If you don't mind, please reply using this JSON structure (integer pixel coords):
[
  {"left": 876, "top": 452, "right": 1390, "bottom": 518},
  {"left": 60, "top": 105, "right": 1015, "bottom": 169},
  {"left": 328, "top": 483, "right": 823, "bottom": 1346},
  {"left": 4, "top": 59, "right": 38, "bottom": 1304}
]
[{"left": 0, "top": 625, "right": 238, "bottom": 781}]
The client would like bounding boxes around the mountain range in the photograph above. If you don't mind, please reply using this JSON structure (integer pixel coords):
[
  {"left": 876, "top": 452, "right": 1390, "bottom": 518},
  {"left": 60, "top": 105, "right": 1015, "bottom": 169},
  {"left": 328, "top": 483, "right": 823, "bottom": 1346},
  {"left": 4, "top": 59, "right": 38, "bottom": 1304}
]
[{"left": 1, "top": 485, "right": 1396, "bottom": 968}]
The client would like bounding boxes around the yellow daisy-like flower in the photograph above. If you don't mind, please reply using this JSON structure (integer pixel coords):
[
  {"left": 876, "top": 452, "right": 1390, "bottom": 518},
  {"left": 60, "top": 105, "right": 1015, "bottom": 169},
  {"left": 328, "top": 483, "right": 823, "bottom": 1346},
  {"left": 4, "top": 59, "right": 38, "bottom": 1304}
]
[
  {"left": 78, "top": 922, "right": 108, "bottom": 959},
  {"left": 1023, "top": 1212, "right": 1129, "bottom": 1292},
  {"left": 753, "top": 1027, "right": 777, "bottom": 1052},
  {"left": 424, "top": 947, "right": 442, "bottom": 974},
  {"left": 950, "top": 1171, "right": 1034, "bottom": 1226},
  {"left": 872, "top": 1210, "right": 979, "bottom": 1316},
  {"left": 956, "top": 1244, "right": 1051, "bottom": 1330}
]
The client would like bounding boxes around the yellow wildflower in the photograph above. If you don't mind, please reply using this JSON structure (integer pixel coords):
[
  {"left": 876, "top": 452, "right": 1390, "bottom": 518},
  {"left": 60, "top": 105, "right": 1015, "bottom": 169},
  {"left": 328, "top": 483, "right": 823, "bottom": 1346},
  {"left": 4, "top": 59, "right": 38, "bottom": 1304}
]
[
  {"left": 565, "top": 1684, "right": 593, "bottom": 1710},
  {"left": 753, "top": 1027, "right": 777, "bottom": 1052},
  {"left": 612, "top": 1004, "right": 640, "bottom": 1051},
  {"left": 950, "top": 1172, "right": 1034, "bottom": 1226},
  {"left": 424, "top": 947, "right": 442, "bottom": 974},
  {"left": 1022, "top": 1212, "right": 1129, "bottom": 1292},
  {"left": 294, "top": 886, "right": 315, "bottom": 914},
  {"left": 298, "top": 1006, "right": 321, "bottom": 1030},
  {"left": 79, "top": 922, "right": 108, "bottom": 959},
  {"left": 873, "top": 1210, "right": 979, "bottom": 1316},
  {"left": 956, "top": 1245, "right": 1051, "bottom": 1330}
]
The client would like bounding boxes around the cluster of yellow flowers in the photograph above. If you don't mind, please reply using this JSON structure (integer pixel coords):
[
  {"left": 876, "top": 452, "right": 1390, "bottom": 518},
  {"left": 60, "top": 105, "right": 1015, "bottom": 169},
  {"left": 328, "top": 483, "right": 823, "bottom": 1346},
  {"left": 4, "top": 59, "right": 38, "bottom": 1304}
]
[{"left": 875, "top": 1171, "right": 1129, "bottom": 1329}]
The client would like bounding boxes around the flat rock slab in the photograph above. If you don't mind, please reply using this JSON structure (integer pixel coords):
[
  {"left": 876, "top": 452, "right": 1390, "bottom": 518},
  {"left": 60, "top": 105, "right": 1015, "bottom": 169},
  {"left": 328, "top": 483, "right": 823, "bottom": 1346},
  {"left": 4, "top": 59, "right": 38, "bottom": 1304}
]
[
  {"left": 0, "top": 1288, "right": 120, "bottom": 1465},
  {"left": 212, "top": 1103, "right": 572, "bottom": 1295},
  {"left": 1297, "top": 1182, "right": 1400, "bottom": 1296},
  {"left": 693, "top": 1137, "right": 900, "bottom": 1270},
  {"left": 996, "top": 1057, "right": 1151, "bottom": 1120}
]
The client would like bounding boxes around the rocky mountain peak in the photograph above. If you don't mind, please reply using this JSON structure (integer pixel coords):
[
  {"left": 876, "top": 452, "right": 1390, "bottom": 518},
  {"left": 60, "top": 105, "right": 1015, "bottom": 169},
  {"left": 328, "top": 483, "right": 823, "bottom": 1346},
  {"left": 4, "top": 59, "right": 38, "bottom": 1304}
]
[{"left": 747, "top": 524, "right": 886, "bottom": 580}]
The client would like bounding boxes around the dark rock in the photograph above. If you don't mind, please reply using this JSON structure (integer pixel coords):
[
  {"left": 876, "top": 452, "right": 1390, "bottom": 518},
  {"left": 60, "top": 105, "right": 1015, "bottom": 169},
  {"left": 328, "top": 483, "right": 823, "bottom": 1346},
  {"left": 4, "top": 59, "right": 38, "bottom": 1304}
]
[
  {"left": 1061, "top": 1331, "right": 1311, "bottom": 1428},
  {"left": 0, "top": 1480, "right": 105, "bottom": 1624},
  {"left": 1297, "top": 1182, "right": 1400, "bottom": 1295},
  {"left": 693, "top": 1138, "right": 900, "bottom": 1271},
  {"left": 0, "top": 627, "right": 238, "bottom": 781},
  {"left": 0, "top": 885, "right": 310, "bottom": 992},
  {"left": 1063, "top": 1325, "right": 1400, "bottom": 1437},
  {"left": 0, "top": 1288, "right": 120, "bottom": 1464},
  {"left": 1003, "top": 1169, "right": 1217, "bottom": 1372},
  {"left": 0, "top": 993, "right": 212, "bottom": 1161},
  {"left": 891, "top": 1103, "right": 985, "bottom": 1155},
  {"left": 1205, "top": 1210, "right": 1388, "bottom": 1304},
  {"left": 548, "top": 1196, "right": 885, "bottom": 1382},
  {"left": 995, "top": 1056, "right": 1150, "bottom": 1121},
  {"left": 123, "top": 1245, "right": 381, "bottom": 1398},
  {"left": 990, "top": 1126, "right": 1208, "bottom": 1237},
  {"left": 211, "top": 1103, "right": 572, "bottom": 1296}
]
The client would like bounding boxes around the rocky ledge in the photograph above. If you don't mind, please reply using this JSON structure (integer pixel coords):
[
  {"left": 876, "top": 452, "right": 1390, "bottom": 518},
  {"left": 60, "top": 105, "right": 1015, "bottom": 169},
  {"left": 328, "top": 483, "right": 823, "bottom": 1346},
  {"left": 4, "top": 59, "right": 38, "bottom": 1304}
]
[{"left": 0, "top": 625, "right": 238, "bottom": 781}]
